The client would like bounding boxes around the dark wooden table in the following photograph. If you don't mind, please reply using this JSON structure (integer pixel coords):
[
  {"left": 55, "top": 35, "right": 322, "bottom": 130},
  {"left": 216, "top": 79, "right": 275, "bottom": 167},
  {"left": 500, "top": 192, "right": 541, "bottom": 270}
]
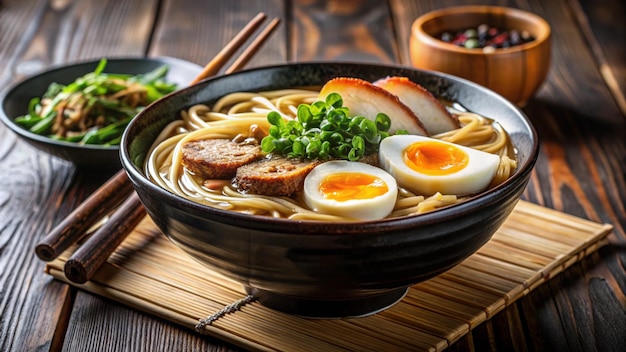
[{"left": 1, "top": 0, "right": 624, "bottom": 351}]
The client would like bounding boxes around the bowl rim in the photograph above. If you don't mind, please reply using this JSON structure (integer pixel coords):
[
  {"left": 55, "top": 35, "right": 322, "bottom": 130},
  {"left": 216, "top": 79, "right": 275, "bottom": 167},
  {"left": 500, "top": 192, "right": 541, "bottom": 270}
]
[
  {"left": 121, "top": 61, "right": 540, "bottom": 233},
  {"left": 0, "top": 56, "right": 203, "bottom": 152},
  {"left": 411, "top": 5, "right": 551, "bottom": 56}
]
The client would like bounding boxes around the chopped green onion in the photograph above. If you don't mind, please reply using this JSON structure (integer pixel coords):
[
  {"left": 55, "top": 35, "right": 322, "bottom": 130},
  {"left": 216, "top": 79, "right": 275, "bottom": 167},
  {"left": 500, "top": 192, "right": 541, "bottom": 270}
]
[{"left": 261, "top": 92, "right": 400, "bottom": 161}]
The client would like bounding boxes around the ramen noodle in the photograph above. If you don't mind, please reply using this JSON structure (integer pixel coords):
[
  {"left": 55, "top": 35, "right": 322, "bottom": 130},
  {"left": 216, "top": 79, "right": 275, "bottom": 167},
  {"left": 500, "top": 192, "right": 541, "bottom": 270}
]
[{"left": 144, "top": 88, "right": 517, "bottom": 221}]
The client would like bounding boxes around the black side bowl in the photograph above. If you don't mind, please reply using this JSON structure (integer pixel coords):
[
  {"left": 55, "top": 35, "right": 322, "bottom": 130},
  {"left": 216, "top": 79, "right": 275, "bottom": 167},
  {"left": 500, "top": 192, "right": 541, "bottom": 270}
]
[
  {"left": 120, "top": 62, "right": 539, "bottom": 318},
  {"left": 0, "top": 57, "right": 202, "bottom": 170}
]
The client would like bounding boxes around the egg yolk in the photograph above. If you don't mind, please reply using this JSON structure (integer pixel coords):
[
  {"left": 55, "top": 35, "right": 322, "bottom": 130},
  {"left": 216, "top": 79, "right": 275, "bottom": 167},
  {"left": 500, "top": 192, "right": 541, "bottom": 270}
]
[
  {"left": 404, "top": 141, "right": 469, "bottom": 175},
  {"left": 319, "top": 172, "right": 388, "bottom": 202}
]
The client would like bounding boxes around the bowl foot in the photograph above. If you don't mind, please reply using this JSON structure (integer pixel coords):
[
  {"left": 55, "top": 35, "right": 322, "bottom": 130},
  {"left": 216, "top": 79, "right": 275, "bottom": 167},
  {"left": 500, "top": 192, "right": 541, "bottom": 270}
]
[{"left": 243, "top": 286, "right": 408, "bottom": 318}]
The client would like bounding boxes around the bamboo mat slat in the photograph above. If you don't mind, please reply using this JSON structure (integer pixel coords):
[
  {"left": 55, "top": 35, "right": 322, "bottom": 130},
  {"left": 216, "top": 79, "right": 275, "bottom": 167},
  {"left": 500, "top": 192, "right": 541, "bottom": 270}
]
[{"left": 45, "top": 200, "right": 613, "bottom": 352}]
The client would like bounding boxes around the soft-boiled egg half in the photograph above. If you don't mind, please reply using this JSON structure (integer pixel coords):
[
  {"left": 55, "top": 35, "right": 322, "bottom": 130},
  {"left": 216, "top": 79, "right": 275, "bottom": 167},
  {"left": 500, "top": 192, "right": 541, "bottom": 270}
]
[
  {"left": 379, "top": 135, "right": 500, "bottom": 196},
  {"left": 303, "top": 161, "right": 398, "bottom": 221}
]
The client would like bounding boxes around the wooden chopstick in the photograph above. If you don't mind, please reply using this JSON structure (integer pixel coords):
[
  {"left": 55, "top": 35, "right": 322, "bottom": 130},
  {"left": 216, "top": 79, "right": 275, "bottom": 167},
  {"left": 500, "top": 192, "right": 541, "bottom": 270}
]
[
  {"left": 64, "top": 192, "right": 145, "bottom": 283},
  {"left": 35, "top": 170, "right": 134, "bottom": 261},
  {"left": 223, "top": 17, "right": 280, "bottom": 75},
  {"left": 188, "top": 12, "right": 267, "bottom": 85},
  {"left": 35, "top": 172, "right": 133, "bottom": 261},
  {"left": 34, "top": 13, "right": 280, "bottom": 283}
]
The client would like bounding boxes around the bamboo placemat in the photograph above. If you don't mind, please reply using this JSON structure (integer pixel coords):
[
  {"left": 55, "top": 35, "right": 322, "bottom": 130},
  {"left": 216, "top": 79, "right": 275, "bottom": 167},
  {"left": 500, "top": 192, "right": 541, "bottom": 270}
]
[{"left": 45, "top": 200, "right": 613, "bottom": 352}]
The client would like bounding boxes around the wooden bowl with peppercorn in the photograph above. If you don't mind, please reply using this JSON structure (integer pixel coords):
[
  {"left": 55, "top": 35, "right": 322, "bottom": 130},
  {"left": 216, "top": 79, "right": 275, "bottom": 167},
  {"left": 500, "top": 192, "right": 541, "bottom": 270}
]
[{"left": 410, "top": 6, "right": 551, "bottom": 106}]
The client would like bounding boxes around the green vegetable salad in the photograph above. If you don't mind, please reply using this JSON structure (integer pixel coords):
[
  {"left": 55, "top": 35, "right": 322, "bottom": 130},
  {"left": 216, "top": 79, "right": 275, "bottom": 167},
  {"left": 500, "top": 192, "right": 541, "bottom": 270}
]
[{"left": 15, "top": 58, "right": 177, "bottom": 146}]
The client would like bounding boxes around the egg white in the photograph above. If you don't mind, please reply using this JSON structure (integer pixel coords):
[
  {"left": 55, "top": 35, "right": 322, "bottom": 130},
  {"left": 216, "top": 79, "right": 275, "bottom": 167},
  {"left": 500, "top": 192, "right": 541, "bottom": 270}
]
[
  {"left": 378, "top": 135, "right": 500, "bottom": 196},
  {"left": 303, "top": 161, "right": 398, "bottom": 221}
]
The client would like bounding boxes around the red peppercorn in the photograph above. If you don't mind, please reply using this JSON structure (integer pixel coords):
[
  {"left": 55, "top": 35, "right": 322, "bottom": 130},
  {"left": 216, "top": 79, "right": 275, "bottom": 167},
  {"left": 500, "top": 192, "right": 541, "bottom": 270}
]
[{"left": 490, "top": 32, "right": 509, "bottom": 46}]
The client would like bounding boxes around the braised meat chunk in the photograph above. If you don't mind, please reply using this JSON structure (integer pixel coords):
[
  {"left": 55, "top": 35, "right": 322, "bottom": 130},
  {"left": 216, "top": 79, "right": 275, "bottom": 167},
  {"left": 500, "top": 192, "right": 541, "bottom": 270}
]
[
  {"left": 235, "top": 157, "right": 322, "bottom": 196},
  {"left": 182, "top": 139, "right": 262, "bottom": 179}
]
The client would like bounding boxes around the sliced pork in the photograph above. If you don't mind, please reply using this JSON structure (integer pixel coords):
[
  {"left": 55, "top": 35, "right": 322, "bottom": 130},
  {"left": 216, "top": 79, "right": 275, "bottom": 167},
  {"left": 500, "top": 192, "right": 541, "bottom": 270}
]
[
  {"left": 374, "top": 76, "right": 460, "bottom": 135},
  {"left": 318, "top": 77, "right": 429, "bottom": 136}
]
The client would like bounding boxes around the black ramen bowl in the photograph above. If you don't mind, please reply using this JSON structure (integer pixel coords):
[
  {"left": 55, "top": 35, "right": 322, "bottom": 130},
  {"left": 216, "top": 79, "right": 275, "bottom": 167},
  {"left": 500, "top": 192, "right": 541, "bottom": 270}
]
[
  {"left": 120, "top": 62, "right": 539, "bottom": 318},
  {"left": 0, "top": 57, "right": 202, "bottom": 170}
]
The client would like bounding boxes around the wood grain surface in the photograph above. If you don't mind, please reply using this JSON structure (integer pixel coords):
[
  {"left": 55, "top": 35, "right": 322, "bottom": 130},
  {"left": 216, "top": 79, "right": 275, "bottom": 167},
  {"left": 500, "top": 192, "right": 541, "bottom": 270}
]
[{"left": 0, "top": 0, "right": 624, "bottom": 351}]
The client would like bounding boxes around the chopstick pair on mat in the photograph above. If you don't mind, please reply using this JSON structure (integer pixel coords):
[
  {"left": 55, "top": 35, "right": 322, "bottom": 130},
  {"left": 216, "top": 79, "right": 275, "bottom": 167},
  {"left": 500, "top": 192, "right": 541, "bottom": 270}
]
[{"left": 35, "top": 12, "right": 280, "bottom": 284}]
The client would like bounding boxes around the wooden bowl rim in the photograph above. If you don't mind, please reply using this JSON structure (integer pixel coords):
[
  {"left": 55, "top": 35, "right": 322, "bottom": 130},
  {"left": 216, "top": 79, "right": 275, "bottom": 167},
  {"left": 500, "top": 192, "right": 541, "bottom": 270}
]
[{"left": 411, "top": 5, "right": 551, "bottom": 55}]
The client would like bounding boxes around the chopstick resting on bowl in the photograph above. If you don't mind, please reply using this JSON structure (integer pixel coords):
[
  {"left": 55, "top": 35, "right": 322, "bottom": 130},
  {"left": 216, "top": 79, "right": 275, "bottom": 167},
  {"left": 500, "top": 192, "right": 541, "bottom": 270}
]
[{"left": 35, "top": 12, "right": 281, "bottom": 284}]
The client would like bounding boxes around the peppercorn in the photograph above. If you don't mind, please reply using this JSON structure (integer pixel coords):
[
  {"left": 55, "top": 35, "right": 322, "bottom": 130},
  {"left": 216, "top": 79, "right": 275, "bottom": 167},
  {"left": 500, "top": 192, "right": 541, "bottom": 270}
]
[
  {"left": 510, "top": 30, "right": 521, "bottom": 45},
  {"left": 441, "top": 32, "right": 453, "bottom": 42},
  {"left": 477, "top": 24, "right": 489, "bottom": 38},
  {"left": 437, "top": 24, "right": 535, "bottom": 50},
  {"left": 464, "top": 28, "right": 478, "bottom": 39},
  {"left": 464, "top": 38, "right": 480, "bottom": 49}
]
